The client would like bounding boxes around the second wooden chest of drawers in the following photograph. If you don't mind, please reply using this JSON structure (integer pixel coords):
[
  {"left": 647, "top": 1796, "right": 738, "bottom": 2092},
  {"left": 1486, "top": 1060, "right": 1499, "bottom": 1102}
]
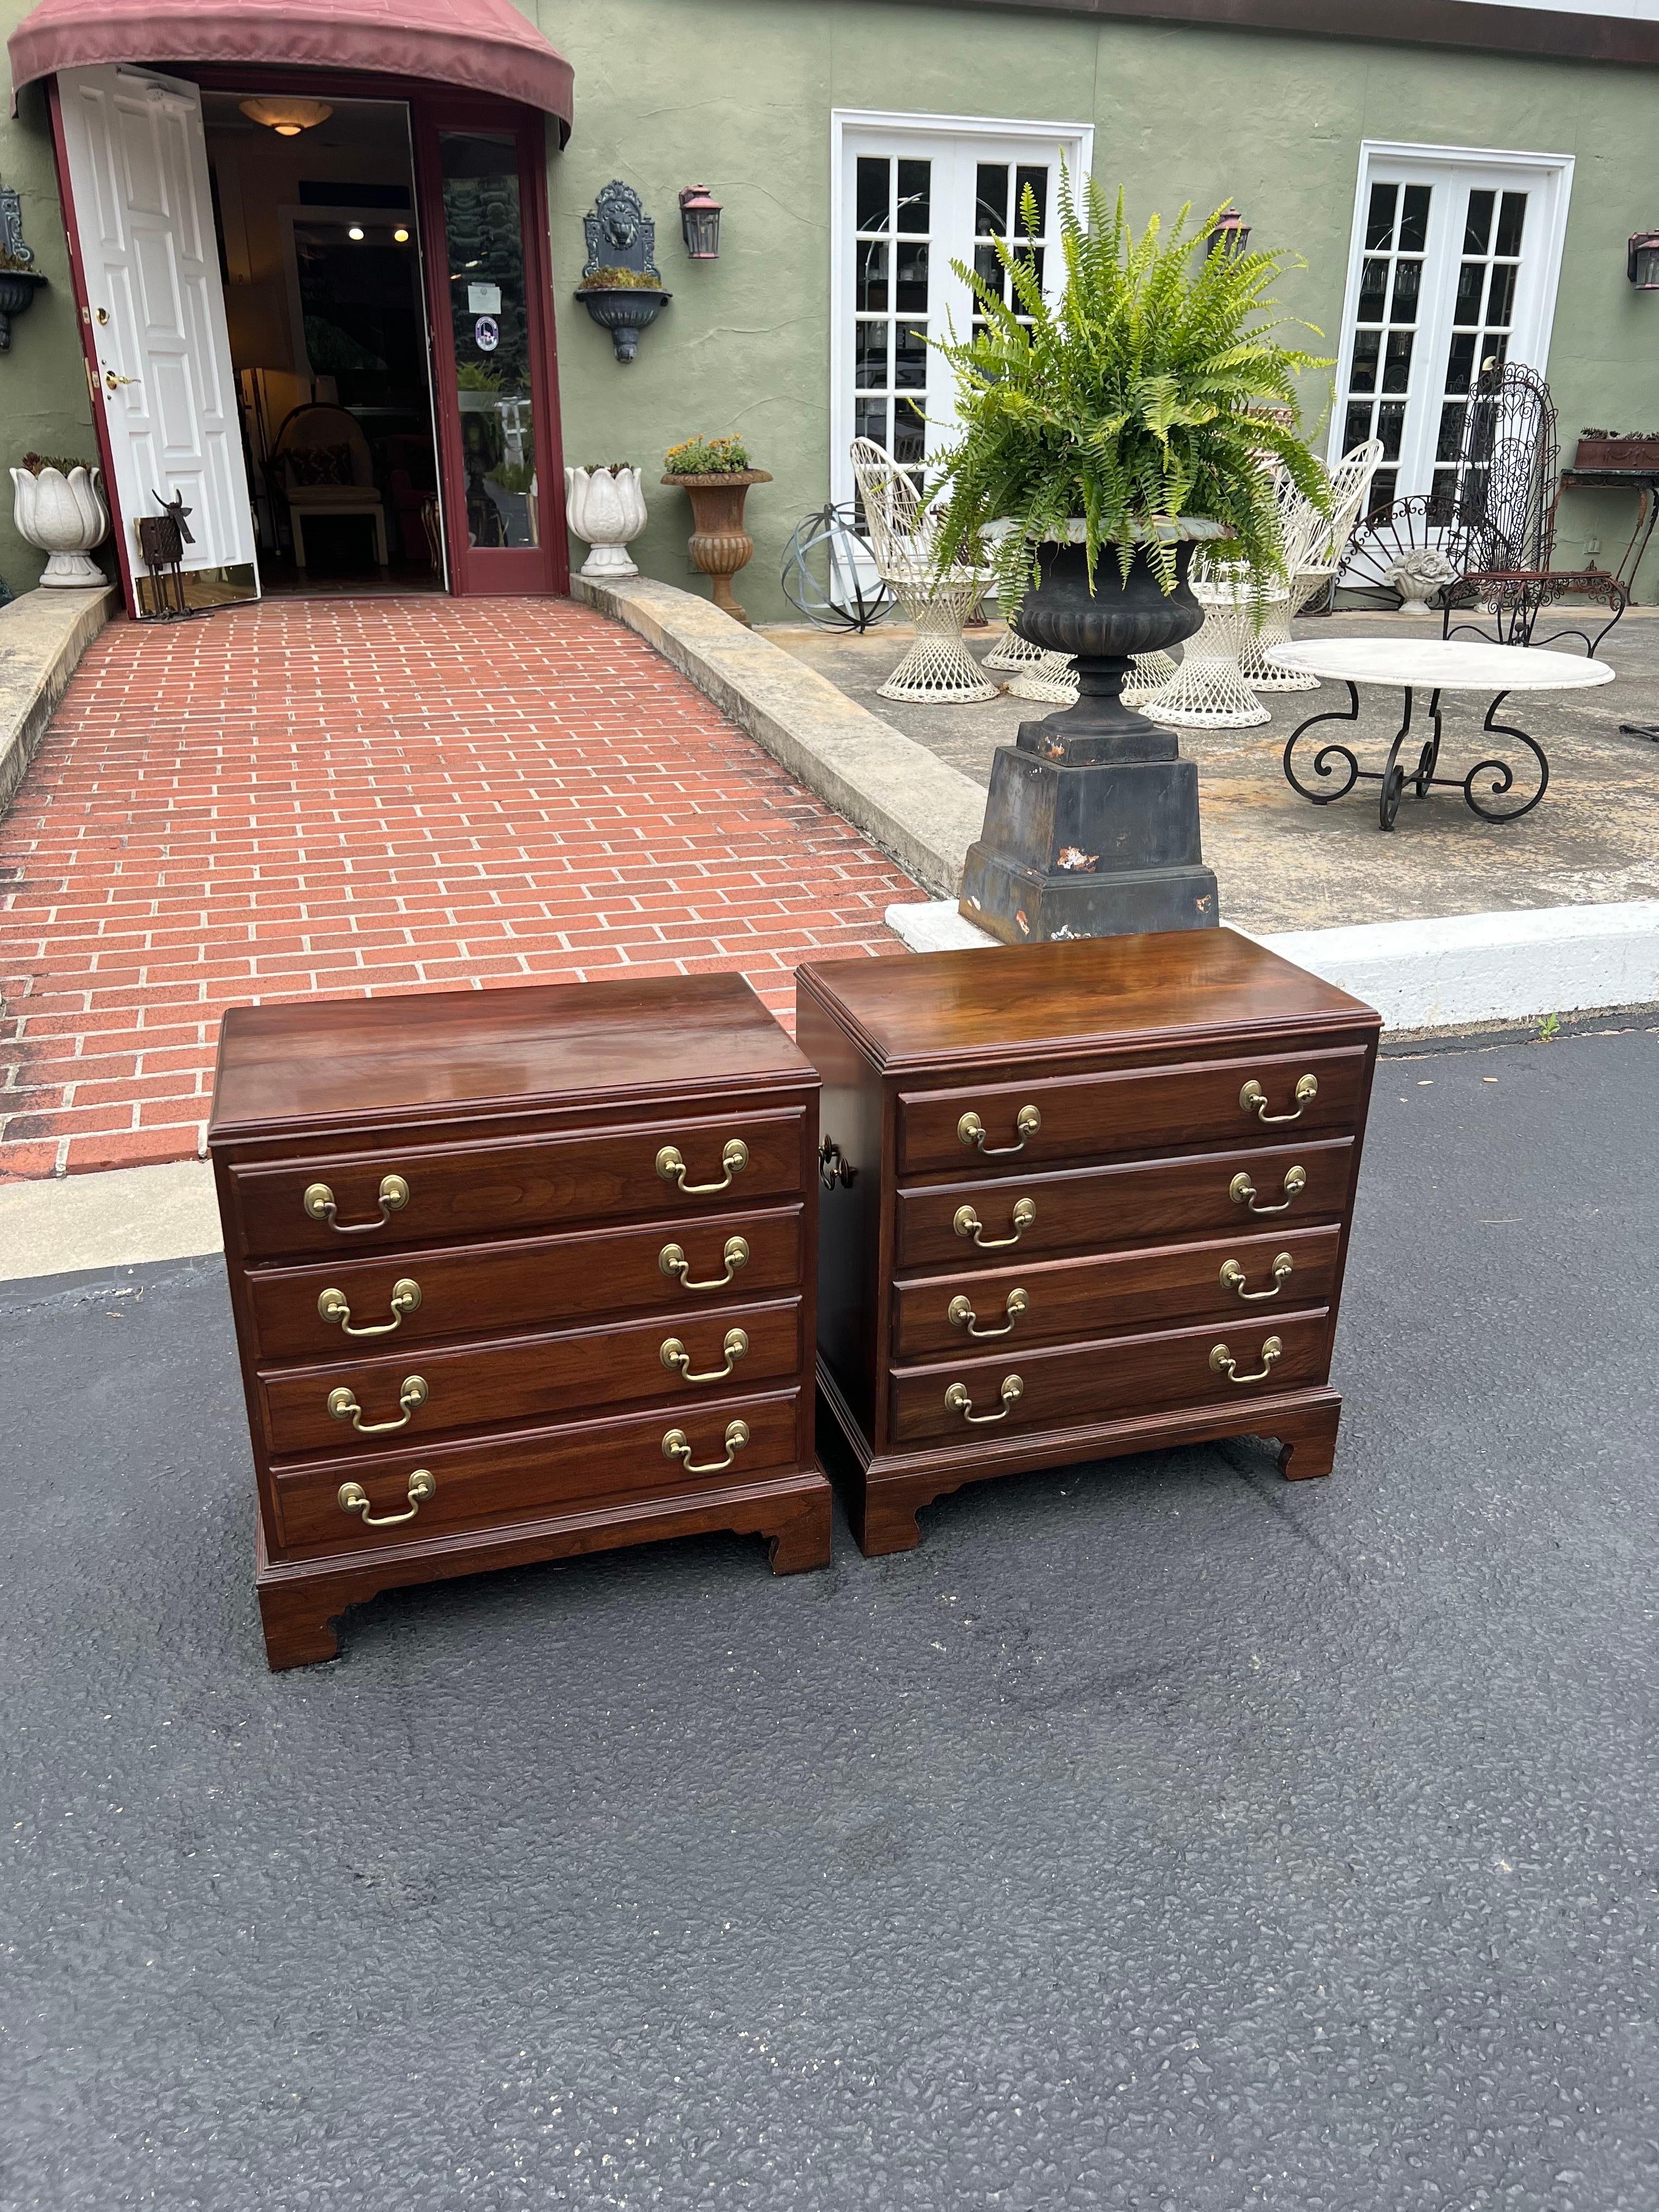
[
  {"left": 209, "top": 973, "right": 831, "bottom": 1667},
  {"left": 797, "top": 929, "right": 1380, "bottom": 1555}
]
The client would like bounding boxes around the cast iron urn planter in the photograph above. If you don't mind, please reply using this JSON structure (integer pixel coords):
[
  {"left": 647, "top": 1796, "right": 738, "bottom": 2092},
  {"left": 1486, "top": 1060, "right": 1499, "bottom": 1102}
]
[
  {"left": 663, "top": 470, "right": 771, "bottom": 625},
  {"left": 960, "top": 527, "right": 1222, "bottom": 943}
]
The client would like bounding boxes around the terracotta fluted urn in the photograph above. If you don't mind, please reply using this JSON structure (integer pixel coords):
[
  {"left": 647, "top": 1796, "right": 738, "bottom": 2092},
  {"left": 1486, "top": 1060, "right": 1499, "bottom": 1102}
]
[{"left": 662, "top": 469, "right": 771, "bottom": 625}]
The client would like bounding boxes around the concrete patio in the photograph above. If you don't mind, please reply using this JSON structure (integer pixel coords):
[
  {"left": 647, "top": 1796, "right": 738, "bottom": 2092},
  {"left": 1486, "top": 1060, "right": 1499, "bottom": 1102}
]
[{"left": 764, "top": 608, "right": 1659, "bottom": 936}]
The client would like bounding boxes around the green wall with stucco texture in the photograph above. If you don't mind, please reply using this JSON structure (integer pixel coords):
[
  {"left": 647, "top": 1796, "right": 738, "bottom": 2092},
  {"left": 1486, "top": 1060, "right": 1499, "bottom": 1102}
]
[{"left": 3, "top": 0, "right": 1657, "bottom": 616}]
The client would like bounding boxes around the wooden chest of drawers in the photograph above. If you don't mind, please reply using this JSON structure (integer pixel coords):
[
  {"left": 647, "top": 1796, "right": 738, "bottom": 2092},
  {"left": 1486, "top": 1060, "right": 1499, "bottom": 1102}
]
[
  {"left": 797, "top": 930, "right": 1380, "bottom": 1555},
  {"left": 208, "top": 974, "right": 831, "bottom": 1668}
]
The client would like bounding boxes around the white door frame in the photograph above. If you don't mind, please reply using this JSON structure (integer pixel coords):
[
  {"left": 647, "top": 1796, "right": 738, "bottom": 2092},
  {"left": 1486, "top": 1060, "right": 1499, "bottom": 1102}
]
[
  {"left": 828, "top": 108, "right": 1093, "bottom": 511},
  {"left": 1329, "top": 138, "right": 1574, "bottom": 494}
]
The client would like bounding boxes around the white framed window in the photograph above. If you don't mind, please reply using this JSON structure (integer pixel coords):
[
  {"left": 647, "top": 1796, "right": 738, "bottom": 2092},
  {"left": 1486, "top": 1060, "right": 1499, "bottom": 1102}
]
[
  {"left": 830, "top": 110, "right": 1092, "bottom": 509},
  {"left": 1332, "top": 142, "right": 1573, "bottom": 514}
]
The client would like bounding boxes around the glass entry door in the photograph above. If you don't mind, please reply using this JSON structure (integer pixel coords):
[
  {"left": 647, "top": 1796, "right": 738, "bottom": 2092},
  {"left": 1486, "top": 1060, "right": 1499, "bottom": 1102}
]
[{"left": 411, "top": 99, "right": 565, "bottom": 594}]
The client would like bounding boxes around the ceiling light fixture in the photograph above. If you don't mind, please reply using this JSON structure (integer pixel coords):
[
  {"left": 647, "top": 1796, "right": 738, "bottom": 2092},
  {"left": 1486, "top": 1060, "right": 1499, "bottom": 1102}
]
[
  {"left": 393, "top": 227, "right": 410, "bottom": 244},
  {"left": 239, "top": 97, "right": 333, "bottom": 138},
  {"left": 348, "top": 225, "right": 366, "bottom": 241}
]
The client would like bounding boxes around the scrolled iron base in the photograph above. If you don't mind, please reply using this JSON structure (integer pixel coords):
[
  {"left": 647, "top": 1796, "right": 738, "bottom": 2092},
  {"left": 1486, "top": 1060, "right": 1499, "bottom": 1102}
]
[{"left": 1282, "top": 681, "right": 1549, "bottom": 832}]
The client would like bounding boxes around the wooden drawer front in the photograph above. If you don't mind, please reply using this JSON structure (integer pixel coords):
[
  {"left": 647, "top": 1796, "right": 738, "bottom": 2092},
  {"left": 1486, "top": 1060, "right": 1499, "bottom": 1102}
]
[
  {"left": 890, "top": 1307, "right": 1331, "bottom": 1448},
  {"left": 270, "top": 1390, "right": 804, "bottom": 1555},
  {"left": 258, "top": 1297, "right": 803, "bottom": 1458},
  {"left": 890, "top": 1223, "right": 1343, "bottom": 1361},
  {"left": 896, "top": 1047, "right": 1368, "bottom": 1176},
  {"left": 229, "top": 1108, "right": 808, "bottom": 1261},
  {"left": 894, "top": 1138, "right": 1353, "bottom": 1272},
  {"left": 244, "top": 1205, "right": 805, "bottom": 1363}
]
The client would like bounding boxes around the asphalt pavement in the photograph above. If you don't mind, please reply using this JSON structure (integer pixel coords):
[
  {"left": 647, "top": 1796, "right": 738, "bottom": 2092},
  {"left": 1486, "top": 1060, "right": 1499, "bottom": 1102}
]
[{"left": 3, "top": 1022, "right": 1656, "bottom": 2211}]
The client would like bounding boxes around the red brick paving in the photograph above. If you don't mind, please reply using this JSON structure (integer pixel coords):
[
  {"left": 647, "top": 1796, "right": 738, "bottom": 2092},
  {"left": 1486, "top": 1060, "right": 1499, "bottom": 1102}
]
[{"left": 0, "top": 597, "right": 913, "bottom": 1179}]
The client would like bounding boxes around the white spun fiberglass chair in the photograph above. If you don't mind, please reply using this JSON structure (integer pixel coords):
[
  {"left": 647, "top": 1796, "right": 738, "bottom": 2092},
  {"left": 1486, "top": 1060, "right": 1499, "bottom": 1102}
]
[
  {"left": 849, "top": 438, "right": 998, "bottom": 705},
  {"left": 1248, "top": 438, "right": 1384, "bottom": 693},
  {"left": 1137, "top": 558, "right": 1276, "bottom": 730}
]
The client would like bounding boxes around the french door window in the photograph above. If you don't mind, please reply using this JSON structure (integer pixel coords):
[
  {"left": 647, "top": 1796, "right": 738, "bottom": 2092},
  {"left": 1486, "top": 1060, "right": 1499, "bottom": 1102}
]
[
  {"left": 1334, "top": 145, "right": 1571, "bottom": 516},
  {"left": 833, "top": 114, "right": 1090, "bottom": 507}
]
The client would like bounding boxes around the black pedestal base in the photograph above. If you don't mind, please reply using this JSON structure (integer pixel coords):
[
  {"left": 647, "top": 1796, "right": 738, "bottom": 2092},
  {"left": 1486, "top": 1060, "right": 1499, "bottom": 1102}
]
[{"left": 960, "top": 848, "right": 1219, "bottom": 940}]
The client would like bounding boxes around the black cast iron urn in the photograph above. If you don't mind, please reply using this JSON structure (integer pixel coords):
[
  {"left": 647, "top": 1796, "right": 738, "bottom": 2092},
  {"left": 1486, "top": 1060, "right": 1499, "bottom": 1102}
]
[{"left": 960, "top": 534, "right": 1221, "bottom": 943}]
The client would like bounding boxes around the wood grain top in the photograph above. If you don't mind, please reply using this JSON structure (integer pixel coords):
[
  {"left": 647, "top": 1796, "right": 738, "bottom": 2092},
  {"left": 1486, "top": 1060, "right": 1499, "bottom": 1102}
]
[
  {"left": 210, "top": 972, "right": 814, "bottom": 1141},
  {"left": 798, "top": 929, "right": 1379, "bottom": 1071}
]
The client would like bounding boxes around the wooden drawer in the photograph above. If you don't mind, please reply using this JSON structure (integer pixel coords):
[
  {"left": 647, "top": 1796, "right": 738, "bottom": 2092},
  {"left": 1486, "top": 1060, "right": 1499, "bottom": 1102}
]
[
  {"left": 270, "top": 1389, "right": 804, "bottom": 1555},
  {"left": 890, "top": 1307, "right": 1332, "bottom": 1448},
  {"left": 890, "top": 1222, "right": 1343, "bottom": 1360},
  {"left": 896, "top": 1047, "right": 1368, "bottom": 1176},
  {"left": 228, "top": 1108, "right": 808, "bottom": 1261},
  {"left": 258, "top": 1296, "right": 803, "bottom": 1458},
  {"left": 894, "top": 1138, "right": 1353, "bottom": 1271},
  {"left": 243, "top": 1204, "right": 805, "bottom": 1363}
]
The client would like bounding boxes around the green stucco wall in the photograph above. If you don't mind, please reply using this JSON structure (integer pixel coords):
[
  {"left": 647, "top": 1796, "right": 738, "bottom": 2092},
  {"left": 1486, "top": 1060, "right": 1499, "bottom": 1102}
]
[
  {"left": 3, "top": 0, "right": 1657, "bottom": 615},
  {"left": 0, "top": 58, "right": 104, "bottom": 598}
]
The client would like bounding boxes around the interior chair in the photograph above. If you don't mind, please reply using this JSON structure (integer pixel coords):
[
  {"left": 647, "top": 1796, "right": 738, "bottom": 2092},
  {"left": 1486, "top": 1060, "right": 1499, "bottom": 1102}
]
[
  {"left": 271, "top": 403, "right": 388, "bottom": 572},
  {"left": 848, "top": 438, "right": 997, "bottom": 704}
]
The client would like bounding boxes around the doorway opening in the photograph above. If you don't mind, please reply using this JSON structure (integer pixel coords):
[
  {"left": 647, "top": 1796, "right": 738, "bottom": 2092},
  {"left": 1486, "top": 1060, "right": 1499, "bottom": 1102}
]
[{"left": 202, "top": 92, "right": 443, "bottom": 595}]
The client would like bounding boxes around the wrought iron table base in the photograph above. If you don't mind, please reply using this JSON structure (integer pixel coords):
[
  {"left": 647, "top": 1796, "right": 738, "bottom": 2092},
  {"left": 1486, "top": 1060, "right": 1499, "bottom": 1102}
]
[{"left": 1283, "top": 681, "right": 1549, "bottom": 832}]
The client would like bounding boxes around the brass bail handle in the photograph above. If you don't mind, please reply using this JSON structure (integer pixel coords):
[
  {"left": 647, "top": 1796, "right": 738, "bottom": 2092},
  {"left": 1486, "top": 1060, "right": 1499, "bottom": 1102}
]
[
  {"left": 945, "top": 1374, "right": 1024, "bottom": 1424},
  {"left": 947, "top": 1287, "right": 1030, "bottom": 1338},
  {"left": 1210, "top": 1335, "right": 1284, "bottom": 1385},
  {"left": 317, "top": 1278, "right": 421, "bottom": 1337},
  {"left": 952, "top": 1197, "right": 1037, "bottom": 1249},
  {"left": 1229, "top": 1165, "right": 1307, "bottom": 1216},
  {"left": 1218, "top": 1252, "right": 1293, "bottom": 1303},
  {"left": 337, "top": 1469, "right": 436, "bottom": 1527},
  {"left": 656, "top": 1137, "right": 749, "bottom": 1195},
  {"left": 659, "top": 1235, "right": 750, "bottom": 1291},
  {"left": 958, "top": 1103, "right": 1041, "bottom": 1156},
  {"left": 1240, "top": 1073, "right": 1318, "bottom": 1125},
  {"left": 659, "top": 1327, "right": 749, "bottom": 1384},
  {"left": 303, "top": 1172, "right": 410, "bottom": 1234},
  {"left": 327, "top": 1374, "right": 429, "bottom": 1435},
  {"left": 662, "top": 1418, "right": 751, "bottom": 1475}
]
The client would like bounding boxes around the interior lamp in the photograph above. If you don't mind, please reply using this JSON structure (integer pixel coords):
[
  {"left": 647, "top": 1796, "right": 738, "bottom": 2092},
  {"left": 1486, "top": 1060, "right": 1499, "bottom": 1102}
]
[{"left": 239, "top": 98, "right": 334, "bottom": 138}]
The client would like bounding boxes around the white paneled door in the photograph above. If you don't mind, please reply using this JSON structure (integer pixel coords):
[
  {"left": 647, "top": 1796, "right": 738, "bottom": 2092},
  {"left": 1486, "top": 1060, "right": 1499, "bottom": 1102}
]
[{"left": 58, "top": 64, "right": 258, "bottom": 612}]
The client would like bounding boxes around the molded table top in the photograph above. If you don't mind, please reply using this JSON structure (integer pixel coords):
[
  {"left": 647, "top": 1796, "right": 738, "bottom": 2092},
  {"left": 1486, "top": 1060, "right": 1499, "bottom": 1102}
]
[{"left": 1273, "top": 638, "right": 1616, "bottom": 692}]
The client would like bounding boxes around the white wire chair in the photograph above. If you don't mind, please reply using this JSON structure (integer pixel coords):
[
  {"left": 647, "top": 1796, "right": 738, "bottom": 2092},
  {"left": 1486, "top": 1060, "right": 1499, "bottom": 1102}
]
[
  {"left": 1249, "top": 438, "right": 1385, "bottom": 692},
  {"left": 848, "top": 439, "right": 998, "bottom": 704}
]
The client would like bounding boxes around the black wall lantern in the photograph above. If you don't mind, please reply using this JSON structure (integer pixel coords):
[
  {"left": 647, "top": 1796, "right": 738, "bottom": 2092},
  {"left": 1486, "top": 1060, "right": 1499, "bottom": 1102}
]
[
  {"left": 1627, "top": 231, "right": 1659, "bottom": 289},
  {"left": 1205, "top": 205, "right": 1250, "bottom": 259},
  {"left": 0, "top": 184, "right": 47, "bottom": 351},
  {"left": 679, "top": 185, "right": 723, "bottom": 260}
]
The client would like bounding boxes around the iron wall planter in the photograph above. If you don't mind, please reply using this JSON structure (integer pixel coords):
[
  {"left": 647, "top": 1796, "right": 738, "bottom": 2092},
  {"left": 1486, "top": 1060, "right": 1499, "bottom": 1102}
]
[{"left": 575, "top": 284, "right": 670, "bottom": 363}]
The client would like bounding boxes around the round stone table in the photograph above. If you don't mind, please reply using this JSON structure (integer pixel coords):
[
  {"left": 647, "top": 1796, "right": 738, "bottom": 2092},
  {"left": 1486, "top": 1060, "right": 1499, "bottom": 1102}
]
[{"left": 1271, "top": 637, "right": 1615, "bottom": 831}]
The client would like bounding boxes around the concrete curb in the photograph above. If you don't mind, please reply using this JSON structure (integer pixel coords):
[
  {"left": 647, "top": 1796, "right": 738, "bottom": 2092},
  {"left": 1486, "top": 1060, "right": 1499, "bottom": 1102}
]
[
  {"left": 573, "top": 575, "right": 982, "bottom": 897},
  {"left": 0, "top": 1157, "right": 221, "bottom": 1283},
  {"left": 0, "top": 584, "right": 118, "bottom": 820},
  {"left": 884, "top": 898, "right": 1659, "bottom": 1032}
]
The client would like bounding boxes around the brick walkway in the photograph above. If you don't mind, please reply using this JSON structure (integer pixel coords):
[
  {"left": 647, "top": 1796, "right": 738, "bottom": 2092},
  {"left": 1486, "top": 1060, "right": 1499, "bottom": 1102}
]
[{"left": 0, "top": 597, "right": 912, "bottom": 1180}]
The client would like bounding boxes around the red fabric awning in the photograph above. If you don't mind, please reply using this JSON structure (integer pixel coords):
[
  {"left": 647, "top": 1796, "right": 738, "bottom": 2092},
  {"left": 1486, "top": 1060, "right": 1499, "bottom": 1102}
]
[{"left": 9, "top": 0, "right": 574, "bottom": 132}]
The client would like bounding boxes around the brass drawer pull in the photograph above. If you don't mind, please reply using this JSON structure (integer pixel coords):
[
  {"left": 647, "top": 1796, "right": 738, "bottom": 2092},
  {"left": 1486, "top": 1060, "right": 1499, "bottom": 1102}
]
[
  {"left": 317, "top": 1278, "right": 421, "bottom": 1337},
  {"left": 660, "top": 1327, "right": 749, "bottom": 1383},
  {"left": 1219, "top": 1252, "right": 1293, "bottom": 1302},
  {"left": 662, "top": 1418, "right": 751, "bottom": 1474},
  {"left": 303, "top": 1173, "right": 409, "bottom": 1234},
  {"left": 656, "top": 1137, "right": 749, "bottom": 1194},
  {"left": 1240, "top": 1073, "right": 1317, "bottom": 1124},
  {"left": 953, "top": 1197, "right": 1036, "bottom": 1249},
  {"left": 948, "top": 1286, "right": 1029, "bottom": 1338},
  {"left": 945, "top": 1373, "right": 1024, "bottom": 1424},
  {"left": 1229, "top": 1165, "right": 1306, "bottom": 1215},
  {"left": 958, "top": 1103, "right": 1041, "bottom": 1155},
  {"left": 327, "top": 1374, "right": 428, "bottom": 1434},
  {"left": 659, "top": 1235, "right": 749, "bottom": 1291},
  {"left": 1210, "top": 1335, "right": 1283, "bottom": 1386},
  {"left": 337, "top": 1468, "right": 436, "bottom": 1527}
]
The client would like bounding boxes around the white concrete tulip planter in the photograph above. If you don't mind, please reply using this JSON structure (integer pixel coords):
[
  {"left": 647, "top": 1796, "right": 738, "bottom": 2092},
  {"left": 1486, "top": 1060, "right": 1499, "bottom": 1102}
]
[
  {"left": 565, "top": 463, "right": 647, "bottom": 579},
  {"left": 10, "top": 462, "right": 110, "bottom": 588}
]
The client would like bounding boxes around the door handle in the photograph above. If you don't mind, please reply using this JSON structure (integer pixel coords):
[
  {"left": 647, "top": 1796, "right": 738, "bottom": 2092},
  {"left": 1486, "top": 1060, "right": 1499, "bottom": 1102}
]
[{"left": 104, "top": 369, "right": 139, "bottom": 391}]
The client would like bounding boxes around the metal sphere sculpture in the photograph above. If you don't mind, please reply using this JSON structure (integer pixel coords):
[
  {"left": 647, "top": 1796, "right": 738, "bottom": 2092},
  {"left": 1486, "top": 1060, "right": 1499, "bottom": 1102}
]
[{"left": 780, "top": 501, "right": 894, "bottom": 631}]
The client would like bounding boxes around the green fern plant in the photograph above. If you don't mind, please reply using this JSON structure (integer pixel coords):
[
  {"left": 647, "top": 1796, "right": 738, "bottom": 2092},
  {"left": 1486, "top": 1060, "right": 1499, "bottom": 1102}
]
[{"left": 924, "top": 176, "right": 1334, "bottom": 614}]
